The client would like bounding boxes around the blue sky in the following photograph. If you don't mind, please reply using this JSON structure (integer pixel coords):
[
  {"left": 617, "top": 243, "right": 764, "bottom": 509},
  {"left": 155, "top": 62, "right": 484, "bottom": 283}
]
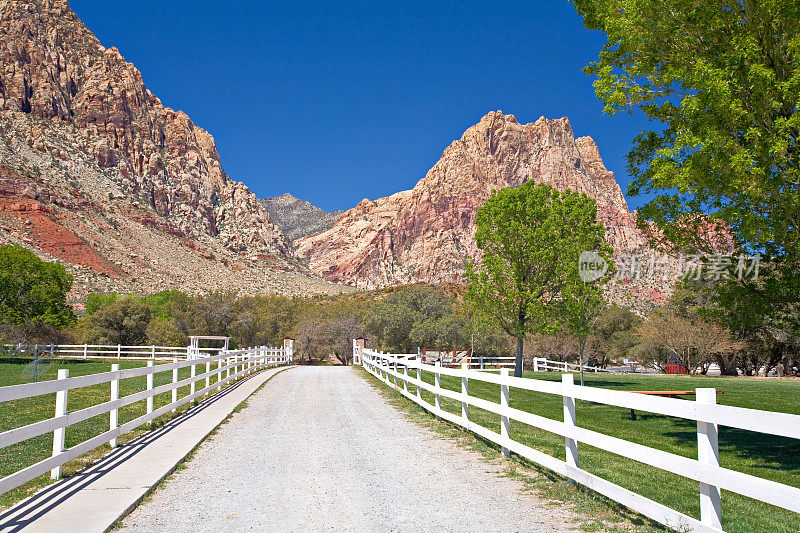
[{"left": 70, "top": 0, "right": 651, "bottom": 213}]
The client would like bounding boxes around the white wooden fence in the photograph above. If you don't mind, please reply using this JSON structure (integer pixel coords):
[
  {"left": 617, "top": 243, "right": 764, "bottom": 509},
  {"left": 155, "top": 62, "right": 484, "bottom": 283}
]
[
  {"left": 1, "top": 343, "right": 218, "bottom": 361},
  {"left": 532, "top": 357, "right": 609, "bottom": 373},
  {"left": 0, "top": 343, "right": 293, "bottom": 497},
  {"left": 357, "top": 345, "right": 800, "bottom": 533},
  {"left": 420, "top": 354, "right": 516, "bottom": 369}
]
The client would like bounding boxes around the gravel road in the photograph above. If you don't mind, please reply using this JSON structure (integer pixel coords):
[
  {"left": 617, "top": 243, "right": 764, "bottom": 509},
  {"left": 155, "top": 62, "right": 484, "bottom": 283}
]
[{"left": 121, "top": 366, "right": 579, "bottom": 532}]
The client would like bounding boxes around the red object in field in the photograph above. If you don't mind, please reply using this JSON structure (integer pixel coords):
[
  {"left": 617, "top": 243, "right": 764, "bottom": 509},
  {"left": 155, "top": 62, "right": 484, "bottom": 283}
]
[{"left": 665, "top": 363, "right": 688, "bottom": 374}]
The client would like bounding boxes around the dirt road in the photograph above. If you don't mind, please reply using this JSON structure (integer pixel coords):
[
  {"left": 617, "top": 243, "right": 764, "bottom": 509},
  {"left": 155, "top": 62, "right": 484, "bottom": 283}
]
[{"left": 121, "top": 366, "right": 578, "bottom": 532}]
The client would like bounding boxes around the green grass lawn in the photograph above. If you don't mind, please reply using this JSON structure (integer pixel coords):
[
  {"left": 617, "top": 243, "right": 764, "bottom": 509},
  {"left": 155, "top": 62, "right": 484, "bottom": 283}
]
[
  {"left": 0, "top": 356, "right": 238, "bottom": 509},
  {"left": 378, "top": 367, "right": 800, "bottom": 533}
]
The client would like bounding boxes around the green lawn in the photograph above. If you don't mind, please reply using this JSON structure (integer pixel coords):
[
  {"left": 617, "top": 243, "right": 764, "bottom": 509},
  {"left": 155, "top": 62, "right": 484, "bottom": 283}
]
[
  {"left": 0, "top": 356, "right": 238, "bottom": 509},
  {"left": 379, "top": 367, "right": 800, "bottom": 533}
]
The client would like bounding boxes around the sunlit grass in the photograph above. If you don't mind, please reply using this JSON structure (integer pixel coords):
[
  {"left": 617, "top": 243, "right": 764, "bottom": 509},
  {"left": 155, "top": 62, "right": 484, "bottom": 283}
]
[
  {"left": 374, "top": 366, "right": 800, "bottom": 533},
  {"left": 0, "top": 356, "right": 240, "bottom": 509}
]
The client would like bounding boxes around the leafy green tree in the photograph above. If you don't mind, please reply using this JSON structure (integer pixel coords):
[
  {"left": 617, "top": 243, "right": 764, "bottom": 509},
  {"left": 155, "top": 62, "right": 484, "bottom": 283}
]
[
  {"left": 146, "top": 317, "right": 187, "bottom": 346},
  {"left": 573, "top": 0, "right": 800, "bottom": 325},
  {"left": 411, "top": 314, "right": 469, "bottom": 352},
  {"left": 466, "top": 182, "right": 610, "bottom": 376},
  {"left": 140, "top": 290, "right": 189, "bottom": 320},
  {"left": 594, "top": 304, "right": 643, "bottom": 365},
  {"left": 562, "top": 256, "right": 613, "bottom": 384},
  {"left": 365, "top": 285, "right": 452, "bottom": 352},
  {"left": 84, "top": 293, "right": 119, "bottom": 316},
  {"left": 0, "top": 244, "right": 75, "bottom": 329},
  {"left": 85, "top": 298, "right": 152, "bottom": 346}
]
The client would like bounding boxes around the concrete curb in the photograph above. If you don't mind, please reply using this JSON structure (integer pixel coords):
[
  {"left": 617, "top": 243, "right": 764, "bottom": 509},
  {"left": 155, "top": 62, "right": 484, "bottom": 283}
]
[{"left": 0, "top": 365, "right": 294, "bottom": 533}]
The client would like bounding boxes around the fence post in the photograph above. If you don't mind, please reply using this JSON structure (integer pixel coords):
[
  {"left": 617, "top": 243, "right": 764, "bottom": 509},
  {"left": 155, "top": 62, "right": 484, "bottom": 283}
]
[
  {"left": 500, "top": 368, "right": 510, "bottom": 457},
  {"left": 562, "top": 373, "right": 578, "bottom": 469},
  {"left": 117, "top": 344, "right": 121, "bottom": 359},
  {"left": 110, "top": 364, "right": 119, "bottom": 448},
  {"left": 217, "top": 359, "right": 223, "bottom": 391},
  {"left": 403, "top": 358, "right": 408, "bottom": 392},
  {"left": 461, "top": 363, "right": 469, "bottom": 422},
  {"left": 151, "top": 345, "right": 156, "bottom": 359},
  {"left": 393, "top": 358, "right": 398, "bottom": 388},
  {"left": 434, "top": 361, "right": 442, "bottom": 415},
  {"left": 172, "top": 358, "right": 178, "bottom": 412},
  {"left": 283, "top": 338, "right": 294, "bottom": 364},
  {"left": 83, "top": 344, "right": 88, "bottom": 359},
  {"left": 146, "top": 361, "right": 154, "bottom": 425},
  {"left": 697, "top": 388, "right": 722, "bottom": 529},
  {"left": 416, "top": 360, "right": 422, "bottom": 401},
  {"left": 206, "top": 360, "right": 211, "bottom": 392},
  {"left": 190, "top": 361, "right": 196, "bottom": 397},
  {"left": 51, "top": 369, "right": 69, "bottom": 480},
  {"left": 533, "top": 357, "right": 540, "bottom": 372}
]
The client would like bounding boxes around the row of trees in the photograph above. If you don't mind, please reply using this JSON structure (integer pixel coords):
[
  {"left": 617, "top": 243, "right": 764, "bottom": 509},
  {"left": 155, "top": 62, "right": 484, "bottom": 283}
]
[
  {"left": 1, "top": 241, "right": 797, "bottom": 374},
  {"left": 0, "top": 247, "right": 510, "bottom": 366},
  {"left": 532, "top": 290, "right": 799, "bottom": 377}
]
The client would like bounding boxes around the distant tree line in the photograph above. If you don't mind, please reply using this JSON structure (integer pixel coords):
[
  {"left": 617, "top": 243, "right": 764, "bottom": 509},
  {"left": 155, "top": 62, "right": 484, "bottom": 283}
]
[
  {"left": 0, "top": 245, "right": 512, "bottom": 365},
  {"left": 1, "top": 239, "right": 797, "bottom": 374}
]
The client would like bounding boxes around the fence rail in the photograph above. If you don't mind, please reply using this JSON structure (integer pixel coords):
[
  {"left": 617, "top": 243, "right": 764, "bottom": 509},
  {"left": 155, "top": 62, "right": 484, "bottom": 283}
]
[
  {"left": 0, "top": 343, "right": 293, "bottom": 497},
  {"left": 357, "top": 345, "right": 800, "bottom": 533},
  {"left": 0, "top": 343, "right": 218, "bottom": 361},
  {"left": 418, "top": 354, "right": 516, "bottom": 369},
  {"left": 532, "top": 357, "right": 609, "bottom": 373}
]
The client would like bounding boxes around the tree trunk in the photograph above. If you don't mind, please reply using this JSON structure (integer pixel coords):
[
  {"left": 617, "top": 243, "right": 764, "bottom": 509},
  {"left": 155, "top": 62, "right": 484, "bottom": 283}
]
[
  {"left": 515, "top": 336, "right": 524, "bottom": 377},
  {"left": 718, "top": 353, "right": 739, "bottom": 375}
]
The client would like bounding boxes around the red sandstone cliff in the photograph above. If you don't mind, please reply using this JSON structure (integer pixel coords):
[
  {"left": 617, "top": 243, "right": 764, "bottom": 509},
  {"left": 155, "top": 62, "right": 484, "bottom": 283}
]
[
  {"left": 0, "top": 0, "right": 348, "bottom": 299},
  {"left": 295, "top": 112, "right": 675, "bottom": 308}
]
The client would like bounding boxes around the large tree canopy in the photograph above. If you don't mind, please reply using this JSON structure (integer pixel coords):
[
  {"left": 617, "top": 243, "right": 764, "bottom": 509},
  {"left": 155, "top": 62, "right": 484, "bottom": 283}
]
[
  {"left": 466, "top": 182, "right": 611, "bottom": 376},
  {"left": 0, "top": 244, "right": 74, "bottom": 329},
  {"left": 572, "top": 0, "right": 800, "bottom": 319}
]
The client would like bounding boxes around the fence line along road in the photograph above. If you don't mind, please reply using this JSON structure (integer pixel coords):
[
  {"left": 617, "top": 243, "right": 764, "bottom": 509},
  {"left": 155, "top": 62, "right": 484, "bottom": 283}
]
[
  {"left": 0, "top": 340, "right": 294, "bottom": 498},
  {"left": 1, "top": 343, "right": 227, "bottom": 361},
  {"left": 418, "top": 353, "right": 516, "bottom": 369},
  {"left": 532, "top": 357, "right": 610, "bottom": 373},
  {"left": 356, "top": 344, "right": 800, "bottom": 533}
]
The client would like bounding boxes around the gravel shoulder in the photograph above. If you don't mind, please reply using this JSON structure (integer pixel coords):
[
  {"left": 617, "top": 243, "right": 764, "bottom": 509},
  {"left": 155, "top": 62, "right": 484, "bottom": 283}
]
[{"left": 120, "top": 366, "right": 580, "bottom": 532}]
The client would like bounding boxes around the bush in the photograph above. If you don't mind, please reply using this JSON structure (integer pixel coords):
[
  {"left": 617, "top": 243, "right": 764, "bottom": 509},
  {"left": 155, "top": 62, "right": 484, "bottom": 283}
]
[{"left": 0, "top": 244, "right": 75, "bottom": 330}]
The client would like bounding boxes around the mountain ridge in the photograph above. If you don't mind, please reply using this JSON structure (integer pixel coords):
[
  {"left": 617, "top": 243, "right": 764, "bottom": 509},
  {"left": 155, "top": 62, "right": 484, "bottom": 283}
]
[
  {"left": 295, "top": 111, "right": 677, "bottom": 310},
  {"left": 0, "top": 0, "right": 350, "bottom": 300},
  {"left": 260, "top": 193, "right": 344, "bottom": 243}
]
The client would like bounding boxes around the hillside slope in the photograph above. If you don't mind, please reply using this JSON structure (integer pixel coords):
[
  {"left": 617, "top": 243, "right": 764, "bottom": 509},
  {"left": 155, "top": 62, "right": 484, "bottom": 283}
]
[
  {"left": 295, "top": 111, "right": 682, "bottom": 309},
  {"left": 260, "top": 193, "right": 343, "bottom": 243},
  {"left": 0, "top": 0, "right": 348, "bottom": 301}
]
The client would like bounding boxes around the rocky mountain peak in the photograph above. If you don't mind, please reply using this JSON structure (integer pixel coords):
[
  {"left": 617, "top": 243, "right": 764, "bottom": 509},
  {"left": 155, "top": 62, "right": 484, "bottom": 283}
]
[
  {"left": 0, "top": 0, "right": 357, "bottom": 300},
  {"left": 294, "top": 112, "right": 669, "bottom": 309},
  {"left": 260, "top": 193, "right": 344, "bottom": 243},
  {"left": 0, "top": 0, "right": 290, "bottom": 256}
]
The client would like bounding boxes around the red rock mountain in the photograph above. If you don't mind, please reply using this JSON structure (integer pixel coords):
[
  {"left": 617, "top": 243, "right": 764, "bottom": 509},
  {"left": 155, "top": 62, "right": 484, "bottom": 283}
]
[
  {"left": 0, "top": 0, "right": 347, "bottom": 300},
  {"left": 295, "top": 112, "right": 676, "bottom": 309}
]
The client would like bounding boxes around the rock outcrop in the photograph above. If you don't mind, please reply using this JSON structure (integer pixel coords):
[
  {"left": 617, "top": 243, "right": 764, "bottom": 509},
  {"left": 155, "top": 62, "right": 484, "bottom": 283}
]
[
  {"left": 0, "top": 0, "right": 350, "bottom": 301},
  {"left": 260, "top": 193, "right": 344, "bottom": 243},
  {"left": 295, "top": 112, "right": 678, "bottom": 309},
  {"left": 0, "top": 0, "right": 289, "bottom": 255}
]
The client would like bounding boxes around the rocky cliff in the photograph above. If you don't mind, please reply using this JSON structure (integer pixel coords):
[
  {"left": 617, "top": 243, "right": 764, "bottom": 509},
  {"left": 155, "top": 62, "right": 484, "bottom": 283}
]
[
  {"left": 260, "top": 193, "right": 344, "bottom": 243},
  {"left": 0, "top": 0, "right": 349, "bottom": 301},
  {"left": 295, "top": 112, "right": 678, "bottom": 309}
]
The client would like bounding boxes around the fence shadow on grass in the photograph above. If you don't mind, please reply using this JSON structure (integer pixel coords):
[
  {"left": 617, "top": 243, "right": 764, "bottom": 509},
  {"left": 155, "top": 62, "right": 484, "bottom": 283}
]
[
  {"left": 0, "top": 373, "right": 256, "bottom": 532},
  {"left": 662, "top": 423, "right": 800, "bottom": 475}
]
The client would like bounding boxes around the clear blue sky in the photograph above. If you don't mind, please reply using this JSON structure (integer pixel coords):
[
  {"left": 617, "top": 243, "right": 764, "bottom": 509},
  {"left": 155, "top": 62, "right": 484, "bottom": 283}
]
[{"left": 70, "top": 0, "right": 651, "bottom": 213}]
